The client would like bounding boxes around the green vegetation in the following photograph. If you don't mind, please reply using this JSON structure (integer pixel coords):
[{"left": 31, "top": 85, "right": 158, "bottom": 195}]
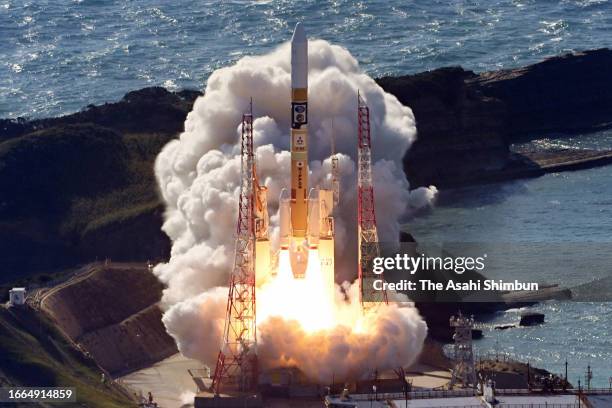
[
  {"left": 0, "top": 124, "right": 130, "bottom": 218},
  {"left": 0, "top": 306, "right": 136, "bottom": 407},
  {"left": 0, "top": 87, "right": 199, "bottom": 283},
  {"left": 60, "top": 131, "right": 172, "bottom": 239},
  {"left": 0, "top": 125, "right": 174, "bottom": 282},
  {"left": 0, "top": 88, "right": 199, "bottom": 403},
  {"left": 0, "top": 97, "right": 184, "bottom": 405}
]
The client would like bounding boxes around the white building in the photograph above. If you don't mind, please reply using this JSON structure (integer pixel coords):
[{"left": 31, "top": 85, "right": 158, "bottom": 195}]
[{"left": 8, "top": 287, "right": 26, "bottom": 306}]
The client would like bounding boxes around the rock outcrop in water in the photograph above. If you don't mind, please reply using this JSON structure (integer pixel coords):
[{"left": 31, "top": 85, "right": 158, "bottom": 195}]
[
  {"left": 377, "top": 48, "right": 612, "bottom": 188},
  {"left": 476, "top": 48, "right": 612, "bottom": 137},
  {"left": 1, "top": 50, "right": 612, "bottom": 281},
  {"left": 377, "top": 67, "right": 510, "bottom": 188},
  {"left": 0, "top": 87, "right": 201, "bottom": 142}
]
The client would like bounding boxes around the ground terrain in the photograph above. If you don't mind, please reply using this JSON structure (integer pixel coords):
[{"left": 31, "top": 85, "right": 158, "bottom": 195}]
[
  {"left": 34, "top": 262, "right": 177, "bottom": 375},
  {"left": 0, "top": 304, "right": 136, "bottom": 407},
  {"left": 1, "top": 49, "right": 612, "bottom": 406}
]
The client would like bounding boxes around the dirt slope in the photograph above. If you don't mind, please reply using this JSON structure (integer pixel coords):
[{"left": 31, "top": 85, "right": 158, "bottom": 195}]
[{"left": 39, "top": 262, "right": 177, "bottom": 375}]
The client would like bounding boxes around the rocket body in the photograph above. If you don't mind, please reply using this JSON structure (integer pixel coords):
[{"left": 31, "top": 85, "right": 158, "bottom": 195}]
[
  {"left": 274, "top": 23, "right": 335, "bottom": 285},
  {"left": 290, "top": 22, "right": 309, "bottom": 238}
]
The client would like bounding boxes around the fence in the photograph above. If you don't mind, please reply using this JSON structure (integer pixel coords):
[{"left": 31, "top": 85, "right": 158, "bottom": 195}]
[
  {"left": 497, "top": 405, "right": 578, "bottom": 408},
  {"left": 345, "top": 388, "right": 477, "bottom": 401},
  {"left": 476, "top": 352, "right": 524, "bottom": 366},
  {"left": 391, "top": 406, "right": 483, "bottom": 408},
  {"left": 577, "top": 388, "right": 612, "bottom": 394},
  {"left": 496, "top": 387, "right": 612, "bottom": 395}
]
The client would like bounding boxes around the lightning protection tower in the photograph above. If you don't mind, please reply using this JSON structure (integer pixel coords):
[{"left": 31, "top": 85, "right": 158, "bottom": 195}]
[
  {"left": 357, "top": 92, "right": 388, "bottom": 310},
  {"left": 211, "top": 107, "right": 258, "bottom": 394}
]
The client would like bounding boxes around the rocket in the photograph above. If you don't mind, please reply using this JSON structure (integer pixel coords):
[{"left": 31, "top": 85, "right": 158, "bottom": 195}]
[
  {"left": 279, "top": 23, "right": 335, "bottom": 284},
  {"left": 290, "top": 22, "right": 309, "bottom": 238}
]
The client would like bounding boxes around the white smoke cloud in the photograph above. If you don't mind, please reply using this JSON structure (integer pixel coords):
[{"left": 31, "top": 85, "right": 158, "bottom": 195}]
[
  {"left": 154, "top": 37, "right": 435, "bottom": 382},
  {"left": 407, "top": 185, "right": 439, "bottom": 216},
  {"left": 257, "top": 283, "right": 427, "bottom": 383},
  {"left": 179, "top": 390, "right": 196, "bottom": 407}
]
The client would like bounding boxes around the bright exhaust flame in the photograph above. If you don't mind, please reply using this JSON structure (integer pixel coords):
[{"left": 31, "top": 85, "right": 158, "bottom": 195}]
[
  {"left": 258, "top": 249, "right": 335, "bottom": 333},
  {"left": 255, "top": 257, "right": 428, "bottom": 382}
]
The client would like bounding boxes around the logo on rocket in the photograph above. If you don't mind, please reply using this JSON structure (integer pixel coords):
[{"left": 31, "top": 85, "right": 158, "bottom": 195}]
[{"left": 292, "top": 102, "right": 308, "bottom": 128}]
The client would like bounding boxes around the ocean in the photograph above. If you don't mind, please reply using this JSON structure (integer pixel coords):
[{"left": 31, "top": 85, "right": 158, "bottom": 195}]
[
  {"left": 409, "top": 132, "right": 612, "bottom": 387},
  {"left": 1, "top": 0, "right": 612, "bottom": 118},
  {"left": 1, "top": 0, "right": 611, "bottom": 387}
]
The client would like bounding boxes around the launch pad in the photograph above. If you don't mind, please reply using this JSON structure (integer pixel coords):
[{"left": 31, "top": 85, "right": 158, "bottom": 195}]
[
  {"left": 194, "top": 393, "right": 263, "bottom": 408},
  {"left": 207, "top": 22, "right": 389, "bottom": 399}
]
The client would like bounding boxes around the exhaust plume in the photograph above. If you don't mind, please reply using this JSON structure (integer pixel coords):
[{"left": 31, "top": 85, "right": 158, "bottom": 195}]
[{"left": 154, "top": 37, "right": 434, "bottom": 382}]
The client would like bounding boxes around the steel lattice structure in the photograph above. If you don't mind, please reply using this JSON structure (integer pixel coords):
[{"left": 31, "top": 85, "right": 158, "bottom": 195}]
[
  {"left": 449, "top": 312, "right": 478, "bottom": 389},
  {"left": 211, "top": 111, "right": 258, "bottom": 394},
  {"left": 357, "top": 92, "right": 388, "bottom": 309}
]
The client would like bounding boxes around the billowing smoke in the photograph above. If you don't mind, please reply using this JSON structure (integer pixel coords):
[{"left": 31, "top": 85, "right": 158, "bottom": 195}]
[{"left": 154, "top": 38, "right": 435, "bottom": 382}]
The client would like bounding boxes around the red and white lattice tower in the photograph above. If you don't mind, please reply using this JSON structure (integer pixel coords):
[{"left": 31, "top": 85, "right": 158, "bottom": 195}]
[
  {"left": 357, "top": 92, "right": 388, "bottom": 310},
  {"left": 211, "top": 109, "right": 258, "bottom": 394}
]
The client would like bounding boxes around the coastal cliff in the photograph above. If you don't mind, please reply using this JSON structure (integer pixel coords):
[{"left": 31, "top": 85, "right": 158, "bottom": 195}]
[
  {"left": 378, "top": 48, "right": 612, "bottom": 188},
  {"left": 0, "top": 89, "right": 200, "bottom": 282},
  {"left": 2, "top": 49, "right": 612, "bottom": 281}
]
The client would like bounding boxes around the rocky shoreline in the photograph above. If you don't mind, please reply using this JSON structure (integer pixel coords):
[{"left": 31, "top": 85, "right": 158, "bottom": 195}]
[
  {"left": 2, "top": 49, "right": 612, "bottom": 282},
  {"left": 4, "top": 49, "right": 612, "bottom": 189},
  {"left": 378, "top": 48, "right": 612, "bottom": 188}
]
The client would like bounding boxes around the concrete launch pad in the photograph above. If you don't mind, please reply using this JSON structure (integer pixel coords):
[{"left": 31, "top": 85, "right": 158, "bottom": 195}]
[
  {"left": 194, "top": 393, "right": 263, "bottom": 408},
  {"left": 120, "top": 353, "right": 204, "bottom": 407}
]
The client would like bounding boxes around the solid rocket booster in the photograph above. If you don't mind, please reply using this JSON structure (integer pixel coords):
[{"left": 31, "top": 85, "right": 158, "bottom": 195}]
[
  {"left": 290, "top": 22, "right": 308, "bottom": 238},
  {"left": 279, "top": 189, "right": 291, "bottom": 249}
]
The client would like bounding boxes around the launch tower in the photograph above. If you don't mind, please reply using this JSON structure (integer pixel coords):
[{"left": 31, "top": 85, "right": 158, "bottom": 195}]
[
  {"left": 357, "top": 92, "right": 388, "bottom": 309},
  {"left": 211, "top": 110, "right": 260, "bottom": 394}
]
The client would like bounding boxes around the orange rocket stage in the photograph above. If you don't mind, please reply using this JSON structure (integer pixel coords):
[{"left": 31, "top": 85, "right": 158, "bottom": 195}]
[{"left": 275, "top": 22, "right": 337, "bottom": 284}]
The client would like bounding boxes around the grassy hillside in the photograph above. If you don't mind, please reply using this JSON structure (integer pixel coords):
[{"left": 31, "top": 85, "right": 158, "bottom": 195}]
[
  {"left": 0, "top": 305, "right": 136, "bottom": 407},
  {"left": 0, "top": 87, "right": 200, "bottom": 285}
]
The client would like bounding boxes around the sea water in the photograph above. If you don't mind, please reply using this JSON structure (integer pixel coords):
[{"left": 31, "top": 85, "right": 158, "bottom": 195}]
[
  {"left": 409, "top": 131, "right": 612, "bottom": 388},
  {"left": 1, "top": 0, "right": 611, "bottom": 118}
]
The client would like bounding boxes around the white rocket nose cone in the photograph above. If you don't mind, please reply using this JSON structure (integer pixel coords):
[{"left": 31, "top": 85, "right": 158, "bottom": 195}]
[
  {"left": 292, "top": 22, "right": 306, "bottom": 44},
  {"left": 291, "top": 23, "right": 308, "bottom": 89}
]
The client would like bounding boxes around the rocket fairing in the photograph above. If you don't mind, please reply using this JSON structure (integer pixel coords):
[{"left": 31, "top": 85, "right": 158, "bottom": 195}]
[{"left": 290, "top": 22, "right": 309, "bottom": 238}]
